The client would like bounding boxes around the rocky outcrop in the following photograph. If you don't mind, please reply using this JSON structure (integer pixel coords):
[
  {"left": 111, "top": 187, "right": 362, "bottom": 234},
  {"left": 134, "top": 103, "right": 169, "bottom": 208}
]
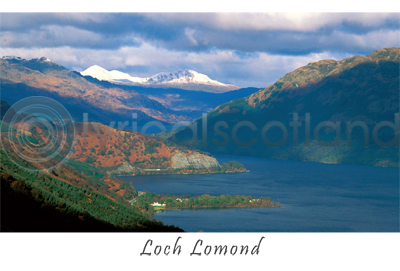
[
  {"left": 107, "top": 161, "right": 138, "bottom": 176},
  {"left": 171, "top": 151, "right": 220, "bottom": 169},
  {"left": 105, "top": 149, "right": 221, "bottom": 176}
]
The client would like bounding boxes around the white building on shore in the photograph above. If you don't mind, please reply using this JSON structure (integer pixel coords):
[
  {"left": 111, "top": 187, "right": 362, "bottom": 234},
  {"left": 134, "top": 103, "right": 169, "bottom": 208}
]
[{"left": 151, "top": 202, "right": 166, "bottom": 207}]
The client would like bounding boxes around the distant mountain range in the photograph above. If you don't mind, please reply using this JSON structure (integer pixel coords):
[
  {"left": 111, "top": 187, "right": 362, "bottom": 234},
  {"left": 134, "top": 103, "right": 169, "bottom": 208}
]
[
  {"left": 169, "top": 47, "right": 400, "bottom": 167},
  {"left": 81, "top": 65, "right": 239, "bottom": 93},
  {"left": 3, "top": 48, "right": 398, "bottom": 168},
  {"left": 0, "top": 56, "right": 191, "bottom": 125},
  {"left": 1, "top": 56, "right": 254, "bottom": 126},
  {"left": 81, "top": 73, "right": 259, "bottom": 120}
]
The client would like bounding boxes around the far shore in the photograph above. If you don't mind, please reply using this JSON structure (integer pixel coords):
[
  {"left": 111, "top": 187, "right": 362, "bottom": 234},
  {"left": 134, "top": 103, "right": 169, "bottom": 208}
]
[{"left": 112, "top": 169, "right": 249, "bottom": 177}]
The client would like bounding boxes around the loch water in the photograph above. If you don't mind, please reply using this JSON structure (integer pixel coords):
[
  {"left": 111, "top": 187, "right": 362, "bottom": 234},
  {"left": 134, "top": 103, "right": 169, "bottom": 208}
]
[{"left": 118, "top": 155, "right": 399, "bottom": 232}]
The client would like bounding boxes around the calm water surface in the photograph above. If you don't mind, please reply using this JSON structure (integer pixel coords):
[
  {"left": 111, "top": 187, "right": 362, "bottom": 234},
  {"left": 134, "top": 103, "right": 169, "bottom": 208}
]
[{"left": 118, "top": 155, "right": 399, "bottom": 232}]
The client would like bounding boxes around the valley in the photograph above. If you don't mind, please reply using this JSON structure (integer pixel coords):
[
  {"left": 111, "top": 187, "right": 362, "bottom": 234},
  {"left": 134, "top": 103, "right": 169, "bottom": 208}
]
[
  {"left": 0, "top": 99, "right": 254, "bottom": 232},
  {"left": 1, "top": 47, "right": 398, "bottom": 233},
  {"left": 2, "top": 11, "right": 400, "bottom": 271}
]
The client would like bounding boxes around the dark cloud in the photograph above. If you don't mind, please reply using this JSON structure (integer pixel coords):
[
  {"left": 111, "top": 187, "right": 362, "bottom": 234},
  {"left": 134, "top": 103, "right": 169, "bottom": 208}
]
[
  {"left": 0, "top": 26, "right": 142, "bottom": 49},
  {"left": 0, "top": 14, "right": 157, "bottom": 49},
  {"left": 178, "top": 27, "right": 399, "bottom": 55},
  {"left": 1, "top": 13, "right": 398, "bottom": 88},
  {"left": 1, "top": 13, "right": 399, "bottom": 55}
]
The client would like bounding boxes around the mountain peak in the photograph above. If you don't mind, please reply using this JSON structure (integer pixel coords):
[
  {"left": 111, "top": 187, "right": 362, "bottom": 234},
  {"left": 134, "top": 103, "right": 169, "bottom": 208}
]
[
  {"left": 2, "top": 56, "right": 23, "bottom": 61},
  {"left": 147, "top": 69, "right": 212, "bottom": 84},
  {"left": 2, "top": 56, "right": 26, "bottom": 64},
  {"left": 367, "top": 47, "right": 400, "bottom": 62},
  {"left": 82, "top": 65, "right": 110, "bottom": 75},
  {"left": 81, "top": 65, "right": 142, "bottom": 82},
  {"left": 31, "top": 57, "right": 62, "bottom": 67},
  {"left": 80, "top": 66, "right": 239, "bottom": 93},
  {"left": 260, "top": 47, "right": 400, "bottom": 92},
  {"left": 1, "top": 56, "right": 65, "bottom": 73},
  {"left": 84, "top": 64, "right": 107, "bottom": 71},
  {"left": 247, "top": 47, "right": 400, "bottom": 107},
  {"left": 37, "top": 57, "right": 57, "bottom": 63}
]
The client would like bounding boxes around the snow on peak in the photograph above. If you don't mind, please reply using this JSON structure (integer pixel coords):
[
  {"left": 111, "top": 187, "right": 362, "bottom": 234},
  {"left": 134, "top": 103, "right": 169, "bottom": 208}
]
[
  {"left": 80, "top": 66, "right": 239, "bottom": 92},
  {"left": 35, "top": 57, "right": 61, "bottom": 65},
  {"left": 81, "top": 65, "right": 116, "bottom": 81},
  {"left": 2, "top": 56, "right": 23, "bottom": 61},
  {"left": 41, "top": 57, "right": 54, "bottom": 63},
  {"left": 147, "top": 69, "right": 219, "bottom": 85},
  {"left": 81, "top": 65, "right": 145, "bottom": 83}
]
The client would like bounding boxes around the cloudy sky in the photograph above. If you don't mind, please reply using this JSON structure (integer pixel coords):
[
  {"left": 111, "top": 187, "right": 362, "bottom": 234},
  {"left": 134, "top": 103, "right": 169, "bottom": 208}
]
[{"left": 1, "top": 12, "right": 399, "bottom": 88}]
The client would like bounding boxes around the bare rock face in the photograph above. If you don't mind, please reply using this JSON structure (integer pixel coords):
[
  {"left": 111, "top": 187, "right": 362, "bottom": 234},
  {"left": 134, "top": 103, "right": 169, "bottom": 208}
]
[
  {"left": 108, "top": 161, "right": 138, "bottom": 176},
  {"left": 106, "top": 151, "right": 220, "bottom": 176},
  {"left": 171, "top": 151, "right": 220, "bottom": 169}
]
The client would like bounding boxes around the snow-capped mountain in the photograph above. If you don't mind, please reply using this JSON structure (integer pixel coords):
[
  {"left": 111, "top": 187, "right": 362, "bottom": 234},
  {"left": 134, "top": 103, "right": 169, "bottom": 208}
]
[
  {"left": 80, "top": 65, "right": 147, "bottom": 83},
  {"left": 80, "top": 65, "right": 239, "bottom": 93}
]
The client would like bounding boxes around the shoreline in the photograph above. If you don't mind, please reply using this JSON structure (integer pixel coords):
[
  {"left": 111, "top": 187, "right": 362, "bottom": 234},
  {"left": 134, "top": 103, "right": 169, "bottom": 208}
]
[
  {"left": 112, "top": 169, "right": 249, "bottom": 177},
  {"left": 164, "top": 204, "right": 282, "bottom": 211},
  {"left": 151, "top": 204, "right": 283, "bottom": 214}
]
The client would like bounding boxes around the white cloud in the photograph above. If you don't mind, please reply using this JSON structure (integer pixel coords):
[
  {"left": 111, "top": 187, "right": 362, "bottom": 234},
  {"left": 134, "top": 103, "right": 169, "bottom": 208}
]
[
  {"left": 1, "top": 13, "right": 397, "bottom": 89},
  {"left": 184, "top": 28, "right": 198, "bottom": 46},
  {"left": 0, "top": 41, "right": 352, "bottom": 88}
]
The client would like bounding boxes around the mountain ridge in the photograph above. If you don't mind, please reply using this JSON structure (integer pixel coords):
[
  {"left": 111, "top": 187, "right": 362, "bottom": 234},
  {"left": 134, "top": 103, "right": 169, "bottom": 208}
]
[
  {"left": 247, "top": 47, "right": 400, "bottom": 107},
  {"left": 80, "top": 72, "right": 260, "bottom": 120},
  {"left": 0, "top": 56, "right": 192, "bottom": 126},
  {"left": 169, "top": 47, "right": 400, "bottom": 167},
  {"left": 81, "top": 65, "right": 239, "bottom": 93}
]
